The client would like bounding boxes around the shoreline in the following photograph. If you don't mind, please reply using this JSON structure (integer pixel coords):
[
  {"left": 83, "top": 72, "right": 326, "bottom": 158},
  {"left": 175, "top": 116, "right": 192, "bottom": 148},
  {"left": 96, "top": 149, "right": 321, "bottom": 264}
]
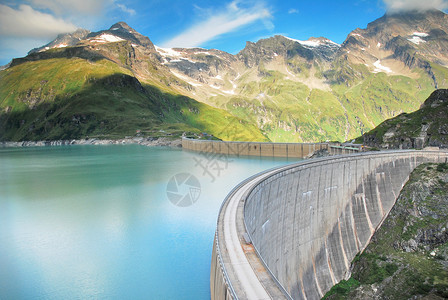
[{"left": 0, "top": 137, "right": 182, "bottom": 148}]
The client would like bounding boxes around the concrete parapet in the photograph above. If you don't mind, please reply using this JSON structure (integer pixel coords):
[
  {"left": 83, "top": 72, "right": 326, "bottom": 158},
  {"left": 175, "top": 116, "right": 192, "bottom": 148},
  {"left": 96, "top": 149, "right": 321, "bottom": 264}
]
[
  {"left": 182, "top": 138, "right": 337, "bottom": 158},
  {"left": 211, "top": 150, "right": 448, "bottom": 300}
]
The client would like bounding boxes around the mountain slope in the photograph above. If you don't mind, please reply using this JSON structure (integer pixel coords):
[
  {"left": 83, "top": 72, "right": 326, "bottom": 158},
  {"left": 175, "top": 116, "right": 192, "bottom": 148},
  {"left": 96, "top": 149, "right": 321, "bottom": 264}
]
[
  {"left": 2, "top": 10, "right": 448, "bottom": 143},
  {"left": 0, "top": 30, "right": 267, "bottom": 142},
  {"left": 153, "top": 10, "right": 448, "bottom": 142},
  {"left": 359, "top": 89, "right": 448, "bottom": 149}
]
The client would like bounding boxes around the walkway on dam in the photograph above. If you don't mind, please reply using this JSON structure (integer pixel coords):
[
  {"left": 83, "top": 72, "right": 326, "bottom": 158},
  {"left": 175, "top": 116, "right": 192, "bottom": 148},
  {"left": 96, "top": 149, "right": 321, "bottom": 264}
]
[{"left": 216, "top": 165, "right": 292, "bottom": 300}]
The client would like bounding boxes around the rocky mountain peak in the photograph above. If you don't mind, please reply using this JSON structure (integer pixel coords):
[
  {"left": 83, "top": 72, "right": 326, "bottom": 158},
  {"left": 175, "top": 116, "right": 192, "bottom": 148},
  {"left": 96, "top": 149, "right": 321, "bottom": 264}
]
[
  {"left": 85, "top": 21, "right": 155, "bottom": 50},
  {"left": 109, "top": 22, "right": 133, "bottom": 31},
  {"left": 367, "top": 9, "right": 448, "bottom": 36},
  {"left": 338, "top": 9, "right": 448, "bottom": 77},
  {"left": 28, "top": 28, "right": 90, "bottom": 54}
]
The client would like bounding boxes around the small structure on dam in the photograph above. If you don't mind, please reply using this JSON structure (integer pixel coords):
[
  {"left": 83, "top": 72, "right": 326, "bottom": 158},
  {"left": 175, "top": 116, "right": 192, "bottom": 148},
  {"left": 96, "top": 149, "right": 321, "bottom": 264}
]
[{"left": 210, "top": 150, "right": 448, "bottom": 300}]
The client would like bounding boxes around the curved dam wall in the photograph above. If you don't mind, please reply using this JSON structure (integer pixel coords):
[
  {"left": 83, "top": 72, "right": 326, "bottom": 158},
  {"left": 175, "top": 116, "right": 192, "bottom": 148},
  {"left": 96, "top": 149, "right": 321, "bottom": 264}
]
[
  {"left": 211, "top": 150, "right": 448, "bottom": 300},
  {"left": 182, "top": 138, "right": 360, "bottom": 158}
]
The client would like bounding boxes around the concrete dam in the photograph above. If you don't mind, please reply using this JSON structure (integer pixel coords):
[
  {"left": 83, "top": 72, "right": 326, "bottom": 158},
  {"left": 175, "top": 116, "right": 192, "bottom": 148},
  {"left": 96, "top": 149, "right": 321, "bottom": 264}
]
[
  {"left": 210, "top": 150, "right": 448, "bottom": 300},
  {"left": 182, "top": 138, "right": 360, "bottom": 158}
]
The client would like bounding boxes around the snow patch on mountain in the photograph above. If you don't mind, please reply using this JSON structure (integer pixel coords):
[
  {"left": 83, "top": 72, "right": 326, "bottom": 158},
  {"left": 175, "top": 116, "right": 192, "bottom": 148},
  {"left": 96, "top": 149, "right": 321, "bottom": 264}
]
[
  {"left": 413, "top": 32, "right": 429, "bottom": 37},
  {"left": 155, "top": 46, "right": 198, "bottom": 64},
  {"left": 407, "top": 32, "right": 429, "bottom": 45},
  {"left": 351, "top": 33, "right": 365, "bottom": 39},
  {"left": 90, "top": 34, "right": 125, "bottom": 43},
  {"left": 155, "top": 46, "right": 182, "bottom": 57},
  {"left": 284, "top": 36, "right": 340, "bottom": 48},
  {"left": 194, "top": 51, "right": 211, "bottom": 55},
  {"left": 408, "top": 36, "right": 427, "bottom": 44},
  {"left": 373, "top": 60, "right": 392, "bottom": 73}
]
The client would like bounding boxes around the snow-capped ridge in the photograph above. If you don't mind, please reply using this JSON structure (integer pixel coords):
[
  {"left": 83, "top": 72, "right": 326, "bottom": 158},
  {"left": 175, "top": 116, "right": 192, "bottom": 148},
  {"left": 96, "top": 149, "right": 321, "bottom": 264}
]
[{"left": 283, "top": 36, "right": 340, "bottom": 48}]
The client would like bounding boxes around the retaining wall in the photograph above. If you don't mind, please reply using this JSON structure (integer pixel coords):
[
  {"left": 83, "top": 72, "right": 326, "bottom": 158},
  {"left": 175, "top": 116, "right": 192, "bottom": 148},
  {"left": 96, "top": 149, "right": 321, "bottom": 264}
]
[
  {"left": 211, "top": 150, "right": 448, "bottom": 300},
  {"left": 182, "top": 138, "right": 358, "bottom": 158}
]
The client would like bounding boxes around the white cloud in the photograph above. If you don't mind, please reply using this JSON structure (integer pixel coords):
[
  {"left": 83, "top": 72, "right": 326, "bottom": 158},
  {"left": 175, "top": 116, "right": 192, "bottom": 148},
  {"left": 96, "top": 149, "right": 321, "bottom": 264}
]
[
  {"left": 161, "top": 1, "right": 273, "bottom": 48},
  {"left": 0, "top": 4, "right": 77, "bottom": 38},
  {"left": 27, "top": 0, "right": 107, "bottom": 15},
  {"left": 288, "top": 8, "right": 299, "bottom": 14},
  {"left": 383, "top": 0, "right": 448, "bottom": 12},
  {"left": 116, "top": 3, "right": 136, "bottom": 16}
]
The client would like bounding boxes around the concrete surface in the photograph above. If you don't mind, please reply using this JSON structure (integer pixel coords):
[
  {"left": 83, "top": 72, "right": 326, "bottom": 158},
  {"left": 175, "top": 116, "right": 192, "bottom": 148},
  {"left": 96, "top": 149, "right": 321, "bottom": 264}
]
[
  {"left": 182, "top": 138, "right": 358, "bottom": 158},
  {"left": 211, "top": 150, "right": 448, "bottom": 300}
]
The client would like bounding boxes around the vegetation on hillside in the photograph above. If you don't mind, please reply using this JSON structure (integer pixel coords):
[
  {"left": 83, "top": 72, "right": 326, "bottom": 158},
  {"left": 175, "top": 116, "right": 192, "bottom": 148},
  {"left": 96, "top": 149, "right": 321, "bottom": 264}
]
[
  {"left": 0, "top": 57, "right": 267, "bottom": 142},
  {"left": 207, "top": 66, "right": 435, "bottom": 143},
  {"left": 359, "top": 89, "right": 448, "bottom": 149},
  {"left": 324, "top": 163, "right": 448, "bottom": 299}
]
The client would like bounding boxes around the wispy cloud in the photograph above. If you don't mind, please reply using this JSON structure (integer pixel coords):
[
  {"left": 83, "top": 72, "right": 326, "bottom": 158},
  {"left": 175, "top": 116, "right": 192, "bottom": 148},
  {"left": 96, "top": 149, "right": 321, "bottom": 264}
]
[
  {"left": 288, "top": 8, "right": 299, "bottom": 14},
  {"left": 383, "top": 0, "right": 448, "bottom": 12},
  {"left": 27, "top": 0, "right": 107, "bottom": 15},
  {"left": 116, "top": 3, "right": 136, "bottom": 16},
  {"left": 0, "top": 4, "right": 77, "bottom": 38},
  {"left": 161, "top": 1, "right": 273, "bottom": 48}
]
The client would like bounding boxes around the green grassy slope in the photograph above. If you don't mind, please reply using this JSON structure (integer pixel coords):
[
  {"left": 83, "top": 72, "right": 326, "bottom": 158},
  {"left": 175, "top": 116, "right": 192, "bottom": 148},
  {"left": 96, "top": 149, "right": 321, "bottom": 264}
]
[
  {"left": 207, "top": 66, "right": 436, "bottom": 143},
  {"left": 358, "top": 89, "right": 448, "bottom": 148},
  {"left": 0, "top": 57, "right": 267, "bottom": 142}
]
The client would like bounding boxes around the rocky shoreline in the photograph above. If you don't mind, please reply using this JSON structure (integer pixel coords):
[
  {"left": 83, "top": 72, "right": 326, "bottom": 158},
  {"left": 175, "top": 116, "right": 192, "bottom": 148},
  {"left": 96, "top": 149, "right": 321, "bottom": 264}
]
[{"left": 0, "top": 137, "right": 182, "bottom": 148}]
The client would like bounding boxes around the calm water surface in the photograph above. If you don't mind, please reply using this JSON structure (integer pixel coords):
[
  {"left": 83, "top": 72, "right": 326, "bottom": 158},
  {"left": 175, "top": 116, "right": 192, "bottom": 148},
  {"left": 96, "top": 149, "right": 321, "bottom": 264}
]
[{"left": 0, "top": 145, "right": 297, "bottom": 299}]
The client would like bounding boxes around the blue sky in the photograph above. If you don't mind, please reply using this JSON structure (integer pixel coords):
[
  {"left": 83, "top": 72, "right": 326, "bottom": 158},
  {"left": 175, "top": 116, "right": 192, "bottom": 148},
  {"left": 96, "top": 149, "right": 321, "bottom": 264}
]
[{"left": 1, "top": 0, "right": 448, "bottom": 65}]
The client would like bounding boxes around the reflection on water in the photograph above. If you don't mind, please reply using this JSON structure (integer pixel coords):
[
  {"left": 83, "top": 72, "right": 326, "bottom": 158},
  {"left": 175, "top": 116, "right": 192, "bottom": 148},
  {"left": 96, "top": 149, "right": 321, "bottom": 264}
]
[{"left": 0, "top": 145, "right": 297, "bottom": 299}]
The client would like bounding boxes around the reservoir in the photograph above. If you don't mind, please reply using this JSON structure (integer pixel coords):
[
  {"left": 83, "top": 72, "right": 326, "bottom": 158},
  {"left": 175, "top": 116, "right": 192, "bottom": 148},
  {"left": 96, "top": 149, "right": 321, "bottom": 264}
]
[{"left": 0, "top": 145, "right": 296, "bottom": 299}]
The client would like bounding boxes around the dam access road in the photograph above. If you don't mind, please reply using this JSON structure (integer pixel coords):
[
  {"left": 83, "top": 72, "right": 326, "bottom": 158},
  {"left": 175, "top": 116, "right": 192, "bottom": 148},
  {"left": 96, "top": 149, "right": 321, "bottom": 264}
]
[{"left": 210, "top": 150, "right": 448, "bottom": 300}]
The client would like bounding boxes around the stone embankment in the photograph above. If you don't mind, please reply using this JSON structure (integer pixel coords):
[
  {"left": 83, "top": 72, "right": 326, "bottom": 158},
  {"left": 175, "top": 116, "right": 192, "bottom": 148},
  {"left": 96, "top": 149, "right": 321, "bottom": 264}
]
[
  {"left": 211, "top": 150, "right": 448, "bottom": 300},
  {"left": 0, "top": 137, "right": 182, "bottom": 148}
]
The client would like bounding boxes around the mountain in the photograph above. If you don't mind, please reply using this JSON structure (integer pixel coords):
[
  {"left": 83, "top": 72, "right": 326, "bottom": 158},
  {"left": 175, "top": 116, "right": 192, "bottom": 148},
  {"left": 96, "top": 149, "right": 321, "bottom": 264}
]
[
  {"left": 2, "top": 10, "right": 448, "bottom": 143},
  {"left": 359, "top": 89, "right": 448, "bottom": 149},
  {"left": 28, "top": 29, "right": 91, "bottom": 54},
  {"left": 151, "top": 9, "right": 448, "bottom": 142},
  {"left": 339, "top": 9, "right": 448, "bottom": 86},
  {"left": 0, "top": 22, "right": 266, "bottom": 142}
]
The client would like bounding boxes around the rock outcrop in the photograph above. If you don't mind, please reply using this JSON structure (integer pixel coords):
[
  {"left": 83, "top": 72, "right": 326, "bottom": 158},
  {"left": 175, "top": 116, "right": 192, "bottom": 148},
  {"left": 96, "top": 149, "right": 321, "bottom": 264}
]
[
  {"left": 361, "top": 89, "right": 448, "bottom": 149},
  {"left": 325, "top": 162, "right": 448, "bottom": 299}
]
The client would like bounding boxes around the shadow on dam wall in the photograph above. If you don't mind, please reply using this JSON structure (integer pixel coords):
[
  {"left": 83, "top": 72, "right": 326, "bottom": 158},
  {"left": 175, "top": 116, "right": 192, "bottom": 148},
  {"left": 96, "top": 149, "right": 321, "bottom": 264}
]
[{"left": 211, "top": 150, "right": 448, "bottom": 300}]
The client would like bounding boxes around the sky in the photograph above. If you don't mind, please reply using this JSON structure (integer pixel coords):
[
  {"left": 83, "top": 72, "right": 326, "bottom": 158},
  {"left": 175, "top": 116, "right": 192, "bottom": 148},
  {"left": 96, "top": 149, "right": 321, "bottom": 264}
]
[{"left": 1, "top": 0, "right": 448, "bottom": 65}]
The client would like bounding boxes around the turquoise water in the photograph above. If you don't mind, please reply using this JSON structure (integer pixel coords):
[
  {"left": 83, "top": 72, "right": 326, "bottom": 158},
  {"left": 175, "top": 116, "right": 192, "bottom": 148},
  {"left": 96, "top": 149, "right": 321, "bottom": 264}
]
[{"left": 0, "top": 145, "right": 296, "bottom": 299}]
